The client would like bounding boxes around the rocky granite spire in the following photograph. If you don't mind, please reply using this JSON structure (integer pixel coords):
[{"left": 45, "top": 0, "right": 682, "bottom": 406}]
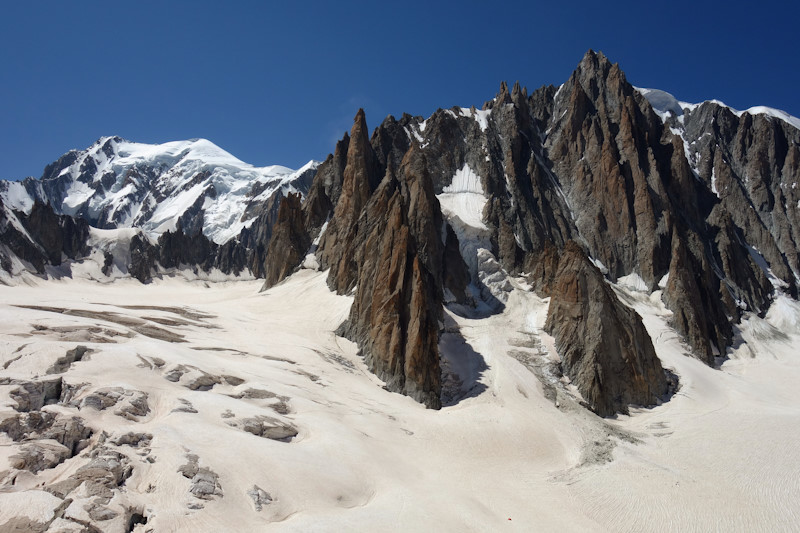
[
  {"left": 261, "top": 192, "right": 310, "bottom": 290},
  {"left": 317, "top": 109, "right": 383, "bottom": 294},
  {"left": 336, "top": 153, "right": 447, "bottom": 408},
  {"left": 544, "top": 242, "right": 669, "bottom": 416}
]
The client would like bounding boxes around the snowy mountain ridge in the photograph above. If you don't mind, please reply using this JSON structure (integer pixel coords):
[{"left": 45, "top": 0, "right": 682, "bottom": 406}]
[
  {"left": 636, "top": 87, "right": 800, "bottom": 131},
  {"left": 0, "top": 136, "right": 319, "bottom": 244}
]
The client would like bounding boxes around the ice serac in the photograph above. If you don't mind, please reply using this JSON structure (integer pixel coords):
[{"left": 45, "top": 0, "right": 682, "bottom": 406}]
[
  {"left": 335, "top": 150, "right": 447, "bottom": 409},
  {"left": 261, "top": 193, "right": 310, "bottom": 290},
  {"left": 544, "top": 242, "right": 669, "bottom": 416}
]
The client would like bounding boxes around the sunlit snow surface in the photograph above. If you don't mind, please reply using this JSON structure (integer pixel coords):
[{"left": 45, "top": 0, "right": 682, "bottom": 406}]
[
  {"left": 458, "top": 107, "right": 491, "bottom": 132},
  {"left": 437, "top": 163, "right": 487, "bottom": 231},
  {"left": 0, "top": 265, "right": 799, "bottom": 531}
]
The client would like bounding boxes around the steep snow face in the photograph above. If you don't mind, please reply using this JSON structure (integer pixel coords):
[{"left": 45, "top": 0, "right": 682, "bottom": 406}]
[
  {"left": 457, "top": 107, "right": 491, "bottom": 132},
  {"left": 635, "top": 88, "right": 686, "bottom": 121},
  {"left": 0, "top": 137, "right": 319, "bottom": 244}
]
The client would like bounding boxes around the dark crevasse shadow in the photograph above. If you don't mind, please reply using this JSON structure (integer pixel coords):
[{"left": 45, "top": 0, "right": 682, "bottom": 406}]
[{"left": 439, "top": 312, "right": 489, "bottom": 407}]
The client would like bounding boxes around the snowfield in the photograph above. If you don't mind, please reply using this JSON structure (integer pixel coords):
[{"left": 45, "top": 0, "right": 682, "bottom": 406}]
[{"left": 1, "top": 267, "right": 800, "bottom": 532}]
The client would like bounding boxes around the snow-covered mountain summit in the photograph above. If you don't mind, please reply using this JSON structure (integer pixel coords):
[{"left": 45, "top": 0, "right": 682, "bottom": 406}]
[{"left": 0, "top": 137, "right": 318, "bottom": 244}]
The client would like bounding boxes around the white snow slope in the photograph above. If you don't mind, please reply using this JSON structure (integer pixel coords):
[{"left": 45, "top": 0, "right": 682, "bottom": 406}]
[{"left": 1, "top": 266, "right": 800, "bottom": 532}]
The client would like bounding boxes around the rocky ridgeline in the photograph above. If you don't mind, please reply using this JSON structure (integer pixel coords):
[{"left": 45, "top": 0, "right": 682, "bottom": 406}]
[
  {"left": 0, "top": 199, "right": 90, "bottom": 274},
  {"left": 2, "top": 50, "right": 799, "bottom": 415},
  {"left": 262, "top": 51, "right": 799, "bottom": 415}
]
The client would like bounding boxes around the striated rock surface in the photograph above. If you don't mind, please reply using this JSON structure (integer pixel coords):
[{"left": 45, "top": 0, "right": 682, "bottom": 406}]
[
  {"left": 676, "top": 101, "right": 800, "bottom": 291},
  {"left": 335, "top": 151, "right": 449, "bottom": 408},
  {"left": 302, "top": 134, "right": 350, "bottom": 236},
  {"left": 540, "top": 51, "right": 754, "bottom": 361},
  {"left": 317, "top": 109, "right": 383, "bottom": 293},
  {"left": 544, "top": 242, "right": 669, "bottom": 416},
  {"left": 261, "top": 192, "right": 310, "bottom": 290}
]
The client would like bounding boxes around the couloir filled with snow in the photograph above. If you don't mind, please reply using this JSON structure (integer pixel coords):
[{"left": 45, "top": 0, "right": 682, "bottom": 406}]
[{"left": 2, "top": 261, "right": 800, "bottom": 531}]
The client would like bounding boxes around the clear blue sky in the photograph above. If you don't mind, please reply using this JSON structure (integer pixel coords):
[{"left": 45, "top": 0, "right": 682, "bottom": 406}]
[{"left": 1, "top": 0, "right": 797, "bottom": 180}]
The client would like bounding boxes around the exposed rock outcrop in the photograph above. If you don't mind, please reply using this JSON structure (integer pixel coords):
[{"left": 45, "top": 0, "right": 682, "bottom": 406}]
[
  {"left": 335, "top": 152, "right": 448, "bottom": 408},
  {"left": 543, "top": 242, "right": 669, "bottom": 416},
  {"left": 0, "top": 199, "right": 90, "bottom": 274},
  {"left": 680, "top": 101, "right": 800, "bottom": 291},
  {"left": 302, "top": 134, "right": 350, "bottom": 236},
  {"left": 129, "top": 233, "right": 158, "bottom": 283},
  {"left": 317, "top": 109, "right": 383, "bottom": 293},
  {"left": 261, "top": 192, "right": 310, "bottom": 290}
]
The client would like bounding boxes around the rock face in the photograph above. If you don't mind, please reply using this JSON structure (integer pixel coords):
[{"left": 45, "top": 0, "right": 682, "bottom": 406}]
[
  {"left": 317, "top": 109, "right": 383, "bottom": 293},
  {"left": 544, "top": 242, "right": 669, "bottom": 416},
  {"left": 665, "top": 99, "right": 800, "bottom": 291},
  {"left": 261, "top": 192, "right": 310, "bottom": 290},
  {"left": 335, "top": 150, "right": 451, "bottom": 408},
  {"left": 540, "top": 51, "right": 772, "bottom": 362},
  {"left": 0, "top": 199, "right": 90, "bottom": 274},
  {"left": 301, "top": 111, "right": 465, "bottom": 409}
]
